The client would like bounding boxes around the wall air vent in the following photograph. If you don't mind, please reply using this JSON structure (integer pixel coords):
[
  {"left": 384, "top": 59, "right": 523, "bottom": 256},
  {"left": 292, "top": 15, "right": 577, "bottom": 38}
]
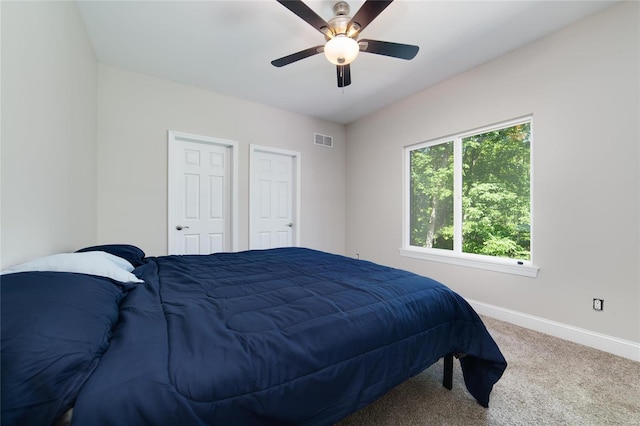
[{"left": 314, "top": 133, "right": 333, "bottom": 148}]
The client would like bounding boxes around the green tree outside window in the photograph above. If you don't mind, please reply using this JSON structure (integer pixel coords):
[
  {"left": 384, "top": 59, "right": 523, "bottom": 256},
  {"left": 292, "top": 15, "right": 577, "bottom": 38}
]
[{"left": 409, "top": 121, "right": 531, "bottom": 261}]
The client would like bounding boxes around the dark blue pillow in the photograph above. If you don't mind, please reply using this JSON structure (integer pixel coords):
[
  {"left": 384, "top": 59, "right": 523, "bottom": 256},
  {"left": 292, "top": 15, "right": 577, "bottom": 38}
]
[
  {"left": 1, "top": 272, "right": 130, "bottom": 426},
  {"left": 76, "top": 244, "right": 145, "bottom": 267}
]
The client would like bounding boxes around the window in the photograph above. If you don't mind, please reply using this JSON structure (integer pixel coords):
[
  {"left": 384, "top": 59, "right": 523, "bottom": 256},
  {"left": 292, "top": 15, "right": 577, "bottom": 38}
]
[{"left": 402, "top": 116, "right": 537, "bottom": 277}]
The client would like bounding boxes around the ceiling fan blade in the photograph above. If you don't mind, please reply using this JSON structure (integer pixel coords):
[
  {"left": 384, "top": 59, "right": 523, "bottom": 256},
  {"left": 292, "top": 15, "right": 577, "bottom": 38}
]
[
  {"left": 359, "top": 39, "right": 419, "bottom": 60},
  {"left": 347, "top": 0, "right": 393, "bottom": 36},
  {"left": 276, "top": 0, "right": 331, "bottom": 36},
  {"left": 271, "top": 46, "right": 324, "bottom": 67},
  {"left": 337, "top": 64, "right": 351, "bottom": 88}
]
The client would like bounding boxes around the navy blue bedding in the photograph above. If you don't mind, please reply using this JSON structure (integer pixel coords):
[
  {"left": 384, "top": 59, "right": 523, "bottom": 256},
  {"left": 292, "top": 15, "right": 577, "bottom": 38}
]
[
  {"left": 2, "top": 247, "right": 506, "bottom": 425},
  {"left": 1, "top": 272, "right": 132, "bottom": 426},
  {"left": 67, "top": 247, "right": 506, "bottom": 425}
]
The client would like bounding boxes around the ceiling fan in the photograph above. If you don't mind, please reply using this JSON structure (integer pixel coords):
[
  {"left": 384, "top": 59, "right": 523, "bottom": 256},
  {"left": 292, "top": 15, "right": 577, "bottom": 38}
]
[{"left": 271, "top": 0, "right": 419, "bottom": 88}]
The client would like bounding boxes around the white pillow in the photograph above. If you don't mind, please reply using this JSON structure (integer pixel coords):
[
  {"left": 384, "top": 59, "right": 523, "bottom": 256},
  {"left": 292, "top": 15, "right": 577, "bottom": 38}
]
[{"left": 1, "top": 251, "right": 144, "bottom": 283}]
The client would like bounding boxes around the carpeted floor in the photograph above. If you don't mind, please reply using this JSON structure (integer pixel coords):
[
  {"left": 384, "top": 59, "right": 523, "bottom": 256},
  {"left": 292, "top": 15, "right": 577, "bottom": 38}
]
[{"left": 336, "top": 316, "right": 640, "bottom": 425}]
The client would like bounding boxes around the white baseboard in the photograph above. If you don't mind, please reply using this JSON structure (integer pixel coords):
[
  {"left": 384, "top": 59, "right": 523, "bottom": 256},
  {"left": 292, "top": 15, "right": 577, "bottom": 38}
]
[{"left": 466, "top": 299, "right": 640, "bottom": 362}]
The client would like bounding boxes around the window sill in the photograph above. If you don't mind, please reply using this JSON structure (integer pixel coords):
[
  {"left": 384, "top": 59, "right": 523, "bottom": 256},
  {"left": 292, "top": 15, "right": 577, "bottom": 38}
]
[{"left": 399, "top": 248, "right": 539, "bottom": 278}]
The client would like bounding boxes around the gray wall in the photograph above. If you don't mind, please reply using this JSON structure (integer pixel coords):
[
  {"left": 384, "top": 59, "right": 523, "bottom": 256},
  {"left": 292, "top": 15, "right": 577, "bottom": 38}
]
[
  {"left": 1, "top": 1, "right": 98, "bottom": 268},
  {"left": 1, "top": 2, "right": 346, "bottom": 266},
  {"left": 96, "top": 65, "right": 347, "bottom": 256},
  {"left": 345, "top": 2, "right": 639, "bottom": 343}
]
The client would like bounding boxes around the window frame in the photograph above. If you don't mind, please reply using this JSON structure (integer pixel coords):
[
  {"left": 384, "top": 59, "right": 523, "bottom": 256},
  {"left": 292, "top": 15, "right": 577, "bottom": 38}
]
[{"left": 401, "top": 116, "right": 539, "bottom": 278}]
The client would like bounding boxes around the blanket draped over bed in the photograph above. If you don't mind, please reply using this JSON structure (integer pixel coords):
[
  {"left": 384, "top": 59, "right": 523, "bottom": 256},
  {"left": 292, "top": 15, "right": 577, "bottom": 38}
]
[{"left": 2, "top": 247, "right": 506, "bottom": 425}]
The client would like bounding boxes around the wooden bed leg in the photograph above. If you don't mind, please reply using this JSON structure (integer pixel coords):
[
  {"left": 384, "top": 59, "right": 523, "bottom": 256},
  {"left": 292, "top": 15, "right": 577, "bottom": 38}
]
[{"left": 443, "top": 353, "right": 453, "bottom": 390}]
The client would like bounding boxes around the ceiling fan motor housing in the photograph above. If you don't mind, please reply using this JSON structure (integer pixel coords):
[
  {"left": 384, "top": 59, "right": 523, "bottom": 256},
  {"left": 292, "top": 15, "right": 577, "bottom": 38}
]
[
  {"left": 333, "top": 1, "right": 350, "bottom": 16},
  {"left": 326, "top": 1, "right": 354, "bottom": 40}
]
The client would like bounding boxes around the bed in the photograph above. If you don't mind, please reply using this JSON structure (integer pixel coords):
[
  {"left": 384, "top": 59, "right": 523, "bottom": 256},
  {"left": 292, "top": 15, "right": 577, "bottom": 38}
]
[{"left": 1, "top": 245, "right": 506, "bottom": 425}]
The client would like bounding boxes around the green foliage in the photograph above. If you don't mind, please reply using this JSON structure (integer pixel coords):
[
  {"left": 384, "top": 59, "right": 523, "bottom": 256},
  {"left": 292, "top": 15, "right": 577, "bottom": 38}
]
[
  {"left": 409, "top": 142, "right": 453, "bottom": 248},
  {"left": 410, "top": 122, "right": 531, "bottom": 260}
]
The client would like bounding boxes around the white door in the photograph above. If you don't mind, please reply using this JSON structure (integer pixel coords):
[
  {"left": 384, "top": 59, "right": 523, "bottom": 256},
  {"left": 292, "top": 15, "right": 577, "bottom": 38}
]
[
  {"left": 250, "top": 146, "right": 300, "bottom": 249},
  {"left": 168, "top": 131, "right": 237, "bottom": 255}
]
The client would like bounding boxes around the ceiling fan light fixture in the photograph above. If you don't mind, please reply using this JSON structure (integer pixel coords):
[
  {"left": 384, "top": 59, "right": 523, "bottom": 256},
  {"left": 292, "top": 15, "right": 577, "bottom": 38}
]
[{"left": 324, "top": 34, "right": 359, "bottom": 65}]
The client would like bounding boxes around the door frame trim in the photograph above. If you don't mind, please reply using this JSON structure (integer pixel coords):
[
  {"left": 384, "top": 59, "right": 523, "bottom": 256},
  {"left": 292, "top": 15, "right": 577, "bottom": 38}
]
[
  {"left": 249, "top": 144, "right": 301, "bottom": 249},
  {"left": 167, "top": 130, "right": 239, "bottom": 254}
]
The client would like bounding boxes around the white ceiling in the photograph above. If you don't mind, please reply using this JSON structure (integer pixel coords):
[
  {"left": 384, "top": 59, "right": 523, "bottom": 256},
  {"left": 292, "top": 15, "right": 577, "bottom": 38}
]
[{"left": 77, "top": 0, "right": 618, "bottom": 124}]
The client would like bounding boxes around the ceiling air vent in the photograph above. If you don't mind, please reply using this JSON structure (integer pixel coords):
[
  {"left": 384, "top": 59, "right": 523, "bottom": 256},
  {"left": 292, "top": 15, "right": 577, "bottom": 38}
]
[{"left": 314, "top": 133, "right": 333, "bottom": 148}]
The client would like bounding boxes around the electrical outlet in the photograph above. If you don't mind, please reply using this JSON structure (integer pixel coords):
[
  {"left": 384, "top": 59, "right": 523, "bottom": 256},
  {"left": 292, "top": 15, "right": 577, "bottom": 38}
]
[{"left": 593, "top": 298, "right": 604, "bottom": 311}]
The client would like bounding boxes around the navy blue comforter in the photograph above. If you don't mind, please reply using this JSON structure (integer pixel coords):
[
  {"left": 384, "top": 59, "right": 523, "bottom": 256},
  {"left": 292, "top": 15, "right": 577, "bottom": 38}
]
[
  {"left": 2, "top": 247, "right": 506, "bottom": 425},
  {"left": 70, "top": 248, "right": 506, "bottom": 425}
]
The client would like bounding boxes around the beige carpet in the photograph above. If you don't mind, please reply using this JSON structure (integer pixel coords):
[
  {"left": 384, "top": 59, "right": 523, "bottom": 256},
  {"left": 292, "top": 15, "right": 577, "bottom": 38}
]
[{"left": 337, "top": 316, "right": 640, "bottom": 425}]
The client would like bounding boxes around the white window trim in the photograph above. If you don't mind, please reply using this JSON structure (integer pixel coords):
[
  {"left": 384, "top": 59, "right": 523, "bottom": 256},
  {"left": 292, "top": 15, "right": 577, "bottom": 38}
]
[
  {"left": 399, "top": 247, "right": 539, "bottom": 277},
  {"left": 401, "top": 116, "right": 539, "bottom": 278}
]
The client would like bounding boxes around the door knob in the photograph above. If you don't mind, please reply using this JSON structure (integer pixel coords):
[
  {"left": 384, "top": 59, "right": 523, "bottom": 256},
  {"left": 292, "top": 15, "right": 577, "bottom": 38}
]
[
  {"left": 286, "top": 223, "right": 293, "bottom": 228},
  {"left": 176, "top": 225, "right": 190, "bottom": 231}
]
